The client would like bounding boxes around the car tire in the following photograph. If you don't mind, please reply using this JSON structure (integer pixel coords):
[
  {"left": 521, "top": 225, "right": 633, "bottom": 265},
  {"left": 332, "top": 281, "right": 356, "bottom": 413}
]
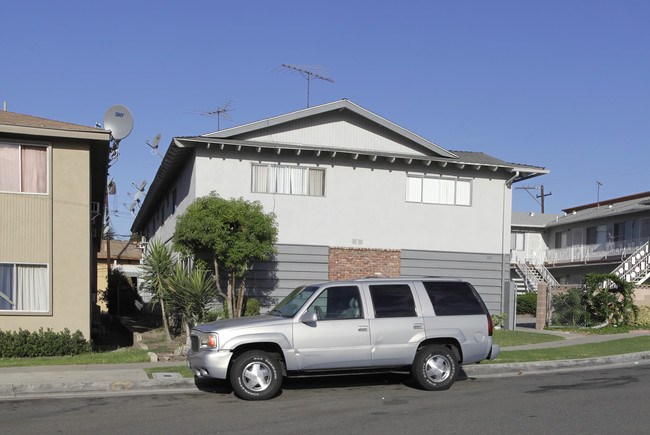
[
  {"left": 411, "top": 344, "right": 458, "bottom": 391},
  {"left": 229, "top": 350, "right": 282, "bottom": 400}
]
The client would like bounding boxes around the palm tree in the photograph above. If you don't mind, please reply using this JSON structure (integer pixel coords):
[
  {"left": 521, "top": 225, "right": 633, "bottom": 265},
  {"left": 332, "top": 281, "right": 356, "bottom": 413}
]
[{"left": 140, "top": 239, "right": 174, "bottom": 343}]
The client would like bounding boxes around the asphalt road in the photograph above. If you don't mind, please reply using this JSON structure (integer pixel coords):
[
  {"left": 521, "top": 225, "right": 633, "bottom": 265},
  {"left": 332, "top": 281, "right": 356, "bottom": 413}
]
[{"left": 3, "top": 364, "right": 650, "bottom": 434}]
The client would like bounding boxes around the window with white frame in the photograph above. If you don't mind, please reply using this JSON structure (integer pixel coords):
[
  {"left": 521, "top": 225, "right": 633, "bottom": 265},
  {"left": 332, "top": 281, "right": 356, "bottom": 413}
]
[
  {"left": 0, "top": 142, "right": 48, "bottom": 194},
  {"left": 406, "top": 175, "right": 471, "bottom": 206},
  {"left": 252, "top": 164, "right": 325, "bottom": 196},
  {"left": 0, "top": 263, "right": 49, "bottom": 312}
]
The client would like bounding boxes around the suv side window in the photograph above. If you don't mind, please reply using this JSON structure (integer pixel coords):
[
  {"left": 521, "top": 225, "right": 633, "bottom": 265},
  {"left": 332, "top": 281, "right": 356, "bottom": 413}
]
[
  {"left": 306, "top": 286, "right": 363, "bottom": 320},
  {"left": 423, "top": 281, "right": 487, "bottom": 316},
  {"left": 369, "top": 284, "right": 417, "bottom": 318}
]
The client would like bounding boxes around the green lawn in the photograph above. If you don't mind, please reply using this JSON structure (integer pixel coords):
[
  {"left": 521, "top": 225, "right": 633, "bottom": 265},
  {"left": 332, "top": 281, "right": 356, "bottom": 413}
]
[
  {"left": 490, "top": 336, "right": 650, "bottom": 363},
  {"left": 493, "top": 329, "right": 564, "bottom": 347},
  {"left": 0, "top": 348, "right": 150, "bottom": 368}
]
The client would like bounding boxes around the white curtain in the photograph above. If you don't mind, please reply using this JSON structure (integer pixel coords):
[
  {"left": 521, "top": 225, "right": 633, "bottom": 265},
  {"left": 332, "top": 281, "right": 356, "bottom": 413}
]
[
  {"left": 251, "top": 164, "right": 268, "bottom": 193},
  {"left": 0, "top": 143, "right": 20, "bottom": 192},
  {"left": 439, "top": 179, "right": 455, "bottom": 204},
  {"left": 289, "top": 167, "right": 308, "bottom": 194},
  {"left": 309, "top": 168, "right": 325, "bottom": 196},
  {"left": 406, "top": 176, "right": 422, "bottom": 202},
  {"left": 422, "top": 178, "right": 438, "bottom": 203},
  {"left": 16, "top": 265, "right": 48, "bottom": 311},
  {"left": 456, "top": 180, "right": 471, "bottom": 205}
]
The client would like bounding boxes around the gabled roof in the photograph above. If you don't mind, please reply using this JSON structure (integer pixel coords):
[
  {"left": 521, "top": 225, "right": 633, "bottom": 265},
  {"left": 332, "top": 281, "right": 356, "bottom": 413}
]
[
  {"left": 0, "top": 110, "right": 110, "bottom": 141},
  {"left": 131, "top": 100, "right": 549, "bottom": 233},
  {"left": 547, "top": 192, "right": 650, "bottom": 228},
  {"left": 203, "top": 99, "right": 459, "bottom": 159}
]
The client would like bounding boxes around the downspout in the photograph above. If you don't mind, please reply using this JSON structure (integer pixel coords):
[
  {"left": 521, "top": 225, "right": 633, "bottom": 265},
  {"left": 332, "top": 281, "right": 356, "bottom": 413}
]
[{"left": 501, "top": 171, "right": 518, "bottom": 329}]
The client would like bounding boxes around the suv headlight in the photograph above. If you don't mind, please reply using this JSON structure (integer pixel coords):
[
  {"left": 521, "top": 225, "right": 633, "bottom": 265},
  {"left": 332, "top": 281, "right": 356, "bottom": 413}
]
[{"left": 200, "top": 333, "right": 218, "bottom": 349}]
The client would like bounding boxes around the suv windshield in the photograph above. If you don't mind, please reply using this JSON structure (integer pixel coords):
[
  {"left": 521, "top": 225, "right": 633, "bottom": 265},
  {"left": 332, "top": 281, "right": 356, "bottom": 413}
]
[{"left": 268, "top": 285, "right": 319, "bottom": 317}]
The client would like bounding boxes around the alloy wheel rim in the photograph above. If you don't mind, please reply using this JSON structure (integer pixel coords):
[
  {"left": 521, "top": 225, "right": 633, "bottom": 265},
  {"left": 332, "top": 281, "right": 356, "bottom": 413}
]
[
  {"left": 242, "top": 361, "right": 272, "bottom": 391},
  {"left": 424, "top": 355, "right": 451, "bottom": 383}
]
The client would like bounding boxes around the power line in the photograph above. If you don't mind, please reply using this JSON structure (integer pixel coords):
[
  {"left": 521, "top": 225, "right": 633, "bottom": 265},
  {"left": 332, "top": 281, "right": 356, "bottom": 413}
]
[{"left": 515, "top": 185, "right": 552, "bottom": 213}]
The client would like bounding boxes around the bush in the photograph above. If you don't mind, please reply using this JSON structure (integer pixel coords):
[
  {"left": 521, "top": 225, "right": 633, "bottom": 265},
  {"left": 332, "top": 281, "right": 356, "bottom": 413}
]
[
  {"left": 221, "top": 297, "right": 261, "bottom": 319},
  {"left": 0, "top": 328, "right": 92, "bottom": 358},
  {"left": 633, "top": 306, "right": 650, "bottom": 327},
  {"left": 517, "top": 292, "right": 537, "bottom": 315}
]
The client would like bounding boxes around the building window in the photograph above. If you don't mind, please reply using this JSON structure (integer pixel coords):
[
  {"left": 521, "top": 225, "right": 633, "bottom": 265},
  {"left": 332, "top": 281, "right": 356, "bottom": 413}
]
[
  {"left": 251, "top": 164, "right": 325, "bottom": 196},
  {"left": 0, "top": 143, "right": 48, "bottom": 194},
  {"left": 406, "top": 175, "right": 471, "bottom": 206},
  {"left": 0, "top": 263, "right": 49, "bottom": 312},
  {"left": 511, "top": 232, "right": 525, "bottom": 251}
]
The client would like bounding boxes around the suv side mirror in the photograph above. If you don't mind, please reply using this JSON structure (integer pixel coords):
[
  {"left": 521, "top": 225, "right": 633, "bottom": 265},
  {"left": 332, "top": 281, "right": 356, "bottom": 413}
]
[{"left": 299, "top": 311, "right": 318, "bottom": 324}]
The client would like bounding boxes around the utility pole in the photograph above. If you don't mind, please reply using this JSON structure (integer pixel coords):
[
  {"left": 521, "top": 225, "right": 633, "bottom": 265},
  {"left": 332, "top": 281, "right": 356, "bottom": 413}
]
[{"left": 516, "top": 185, "right": 552, "bottom": 213}]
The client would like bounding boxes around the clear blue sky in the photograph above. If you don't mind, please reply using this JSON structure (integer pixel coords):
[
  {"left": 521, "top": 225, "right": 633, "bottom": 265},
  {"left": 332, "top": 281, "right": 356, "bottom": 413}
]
[{"left": 3, "top": 1, "right": 649, "bottom": 237}]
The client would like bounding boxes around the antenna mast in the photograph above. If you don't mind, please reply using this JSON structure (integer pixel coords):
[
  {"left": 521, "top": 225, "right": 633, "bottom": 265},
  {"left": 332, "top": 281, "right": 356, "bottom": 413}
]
[
  {"left": 281, "top": 64, "right": 334, "bottom": 107},
  {"left": 201, "top": 100, "right": 235, "bottom": 130}
]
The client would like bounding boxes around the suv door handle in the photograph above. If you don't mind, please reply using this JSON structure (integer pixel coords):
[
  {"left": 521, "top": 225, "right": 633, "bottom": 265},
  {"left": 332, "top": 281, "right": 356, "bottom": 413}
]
[
  {"left": 358, "top": 326, "right": 368, "bottom": 332},
  {"left": 413, "top": 323, "right": 424, "bottom": 330}
]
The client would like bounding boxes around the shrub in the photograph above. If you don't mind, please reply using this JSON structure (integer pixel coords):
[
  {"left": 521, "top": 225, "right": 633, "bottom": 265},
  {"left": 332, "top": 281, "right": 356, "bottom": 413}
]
[
  {"left": 633, "top": 306, "right": 650, "bottom": 327},
  {"left": 0, "top": 328, "right": 92, "bottom": 358},
  {"left": 517, "top": 292, "right": 537, "bottom": 315},
  {"left": 221, "top": 297, "right": 261, "bottom": 319},
  {"left": 101, "top": 269, "right": 143, "bottom": 316}
]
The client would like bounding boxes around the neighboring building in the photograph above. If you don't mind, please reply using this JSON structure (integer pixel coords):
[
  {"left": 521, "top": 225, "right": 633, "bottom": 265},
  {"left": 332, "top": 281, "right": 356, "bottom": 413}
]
[
  {"left": 97, "top": 240, "right": 143, "bottom": 310},
  {"left": 0, "top": 110, "right": 109, "bottom": 338},
  {"left": 131, "top": 99, "right": 548, "bottom": 327},
  {"left": 511, "top": 192, "right": 650, "bottom": 297}
]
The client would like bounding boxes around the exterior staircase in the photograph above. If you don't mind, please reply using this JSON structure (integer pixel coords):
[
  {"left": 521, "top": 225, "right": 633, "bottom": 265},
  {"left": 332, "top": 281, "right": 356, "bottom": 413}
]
[
  {"left": 511, "top": 252, "right": 559, "bottom": 293},
  {"left": 612, "top": 242, "right": 650, "bottom": 284}
]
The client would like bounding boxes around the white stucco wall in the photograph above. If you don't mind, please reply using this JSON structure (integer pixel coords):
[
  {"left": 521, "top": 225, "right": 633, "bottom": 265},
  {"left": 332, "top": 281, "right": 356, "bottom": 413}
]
[{"left": 191, "top": 148, "right": 511, "bottom": 255}]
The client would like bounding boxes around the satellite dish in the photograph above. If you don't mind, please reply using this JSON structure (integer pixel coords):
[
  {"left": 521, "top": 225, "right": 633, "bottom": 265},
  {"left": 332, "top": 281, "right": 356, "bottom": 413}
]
[
  {"left": 103, "top": 105, "right": 134, "bottom": 141},
  {"left": 133, "top": 191, "right": 141, "bottom": 201},
  {"left": 147, "top": 133, "right": 163, "bottom": 158}
]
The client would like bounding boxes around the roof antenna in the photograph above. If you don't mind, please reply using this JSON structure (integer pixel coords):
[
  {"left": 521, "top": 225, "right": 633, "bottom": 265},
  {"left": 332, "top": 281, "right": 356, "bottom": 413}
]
[
  {"left": 280, "top": 64, "right": 334, "bottom": 108},
  {"left": 201, "top": 100, "right": 235, "bottom": 131},
  {"left": 597, "top": 181, "right": 603, "bottom": 204}
]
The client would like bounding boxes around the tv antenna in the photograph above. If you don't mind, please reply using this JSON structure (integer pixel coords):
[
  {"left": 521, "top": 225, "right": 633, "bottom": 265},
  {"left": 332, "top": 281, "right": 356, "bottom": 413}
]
[
  {"left": 597, "top": 181, "right": 603, "bottom": 203},
  {"left": 123, "top": 202, "right": 138, "bottom": 217},
  {"left": 147, "top": 133, "right": 163, "bottom": 158},
  {"left": 198, "top": 100, "right": 235, "bottom": 130},
  {"left": 280, "top": 64, "right": 334, "bottom": 107}
]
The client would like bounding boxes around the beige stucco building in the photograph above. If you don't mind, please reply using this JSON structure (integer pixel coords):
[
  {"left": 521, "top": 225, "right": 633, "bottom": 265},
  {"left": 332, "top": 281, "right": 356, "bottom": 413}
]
[{"left": 0, "top": 110, "right": 109, "bottom": 338}]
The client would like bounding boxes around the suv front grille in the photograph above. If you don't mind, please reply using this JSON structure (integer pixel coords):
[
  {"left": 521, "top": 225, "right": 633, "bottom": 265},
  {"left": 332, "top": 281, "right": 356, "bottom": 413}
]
[{"left": 190, "top": 335, "right": 199, "bottom": 352}]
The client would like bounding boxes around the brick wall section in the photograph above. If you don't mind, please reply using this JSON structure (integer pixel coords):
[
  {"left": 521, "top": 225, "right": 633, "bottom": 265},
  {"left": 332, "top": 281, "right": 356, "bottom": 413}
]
[{"left": 329, "top": 247, "right": 401, "bottom": 281}]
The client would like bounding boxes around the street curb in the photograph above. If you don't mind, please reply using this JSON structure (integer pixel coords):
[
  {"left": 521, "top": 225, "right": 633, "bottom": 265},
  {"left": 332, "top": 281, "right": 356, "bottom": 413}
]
[
  {"left": 0, "top": 378, "right": 197, "bottom": 400},
  {"left": 463, "top": 351, "right": 650, "bottom": 376}
]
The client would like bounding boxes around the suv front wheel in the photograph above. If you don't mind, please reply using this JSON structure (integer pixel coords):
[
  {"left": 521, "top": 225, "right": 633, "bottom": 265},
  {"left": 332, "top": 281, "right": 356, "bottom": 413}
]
[
  {"left": 411, "top": 345, "right": 459, "bottom": 391},
  {"left": 230, "top": 350, "right": 283, "bottom": 400}
]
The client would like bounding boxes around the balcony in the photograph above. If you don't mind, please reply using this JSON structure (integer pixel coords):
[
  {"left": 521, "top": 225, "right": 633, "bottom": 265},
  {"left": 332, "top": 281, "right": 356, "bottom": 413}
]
[{"left": 544, "top": 238, "right": 649, "bottom": 266}]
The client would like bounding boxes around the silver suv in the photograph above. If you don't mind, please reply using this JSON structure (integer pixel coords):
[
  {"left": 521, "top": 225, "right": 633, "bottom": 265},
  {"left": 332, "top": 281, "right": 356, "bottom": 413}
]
[{"left": 187, "top": 277, "right": 500, "bottom": 400}]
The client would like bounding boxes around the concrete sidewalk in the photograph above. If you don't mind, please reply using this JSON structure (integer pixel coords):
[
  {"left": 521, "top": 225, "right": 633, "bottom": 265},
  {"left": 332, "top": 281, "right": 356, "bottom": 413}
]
[{"left": 1, "top": 328, "right": 649, "bottom": 400}]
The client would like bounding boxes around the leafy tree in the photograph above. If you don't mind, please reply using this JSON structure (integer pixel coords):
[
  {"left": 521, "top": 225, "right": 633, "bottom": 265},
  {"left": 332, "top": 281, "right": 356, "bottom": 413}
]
[
  {"left": 173, "top": 193, "right": 277, "bottom": 317},
  {"left": 166, "top": 262, "right": 217, "bottom": 337},
  {"left": 140, "top": 239, "right": 174, "bottom": 342},
  {"left": 584, "top": 273, "right": 639, "bottom": 326}
]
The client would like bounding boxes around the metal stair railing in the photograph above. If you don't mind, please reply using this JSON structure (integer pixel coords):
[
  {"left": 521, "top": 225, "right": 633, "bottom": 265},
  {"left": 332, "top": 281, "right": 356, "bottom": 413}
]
[
  {"left": 612, "top": 241, "right": 650, "bottom": 284},
  {"left": 531, "top": 252, "right": 559, "bottom": 286},
  {"left": 511, "top": 252, "right": 540, "bottom": 292}
]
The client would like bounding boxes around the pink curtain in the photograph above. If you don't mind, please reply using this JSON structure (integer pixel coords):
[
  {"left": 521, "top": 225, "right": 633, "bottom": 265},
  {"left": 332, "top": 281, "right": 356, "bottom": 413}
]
[
  {"left": 0, "top": 144, "right": 20, "bottom": 192},
  {"left": 21, "top": 146, "right": 47, "bottom": 193}
]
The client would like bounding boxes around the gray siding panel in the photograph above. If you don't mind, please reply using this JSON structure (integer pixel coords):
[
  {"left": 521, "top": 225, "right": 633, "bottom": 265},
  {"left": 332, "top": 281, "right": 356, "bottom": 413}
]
[
  {"left": 247, "top": 244, "right": 329, "bottom": 309},
  {"left": 402, "top": 249, "right": 506, "bottom": 314}
]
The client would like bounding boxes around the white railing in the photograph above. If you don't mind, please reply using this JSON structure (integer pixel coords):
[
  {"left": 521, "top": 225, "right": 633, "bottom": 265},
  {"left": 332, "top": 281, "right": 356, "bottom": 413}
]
[
  {"left": 511, "top": 251, "right": 540, "bottom": 292},
  {"left": 531, "top": 252, "right": 559, "bottom": 286},
  {"left": 612, "top": 242, "right": 650, "bottom": 284},
  {"left": 545, "top": 238, "right": 650, "bottom": 265}
]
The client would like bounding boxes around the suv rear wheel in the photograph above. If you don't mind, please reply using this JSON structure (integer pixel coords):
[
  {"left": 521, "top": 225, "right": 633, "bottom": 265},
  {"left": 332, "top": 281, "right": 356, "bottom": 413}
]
[
  {"left": 230, "top": 350, "right": 282, "bottom": 400},
  {"left": 411, "top": 344, "right": 458, "bottom": 391}
]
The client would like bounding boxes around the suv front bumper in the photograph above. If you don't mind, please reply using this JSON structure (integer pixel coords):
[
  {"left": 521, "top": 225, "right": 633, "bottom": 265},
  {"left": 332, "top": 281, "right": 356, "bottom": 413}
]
[{"left": 187, "top": 349, "right": 233, "bottom": 380}]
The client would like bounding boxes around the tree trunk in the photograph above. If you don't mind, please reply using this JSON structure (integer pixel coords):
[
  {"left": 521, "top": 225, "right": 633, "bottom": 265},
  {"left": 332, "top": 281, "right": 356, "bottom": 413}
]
[
  {"left": 160, "top": 297, "right": 172, "bottom": 343},
  {"left": 236, "top": 276, "right": 246, "bottom": 317}
]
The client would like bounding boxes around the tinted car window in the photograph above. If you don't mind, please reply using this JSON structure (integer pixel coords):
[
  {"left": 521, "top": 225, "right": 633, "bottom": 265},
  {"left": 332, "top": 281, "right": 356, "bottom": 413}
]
[
  {"left": 307, "top": 286, "right": 363, "bottom": 320},
  {"left": 369, "top": 284, "right": 417, "bottom": 318},
  {"left": 423, "top": 281, "right": 486, "bottom": 316}
]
